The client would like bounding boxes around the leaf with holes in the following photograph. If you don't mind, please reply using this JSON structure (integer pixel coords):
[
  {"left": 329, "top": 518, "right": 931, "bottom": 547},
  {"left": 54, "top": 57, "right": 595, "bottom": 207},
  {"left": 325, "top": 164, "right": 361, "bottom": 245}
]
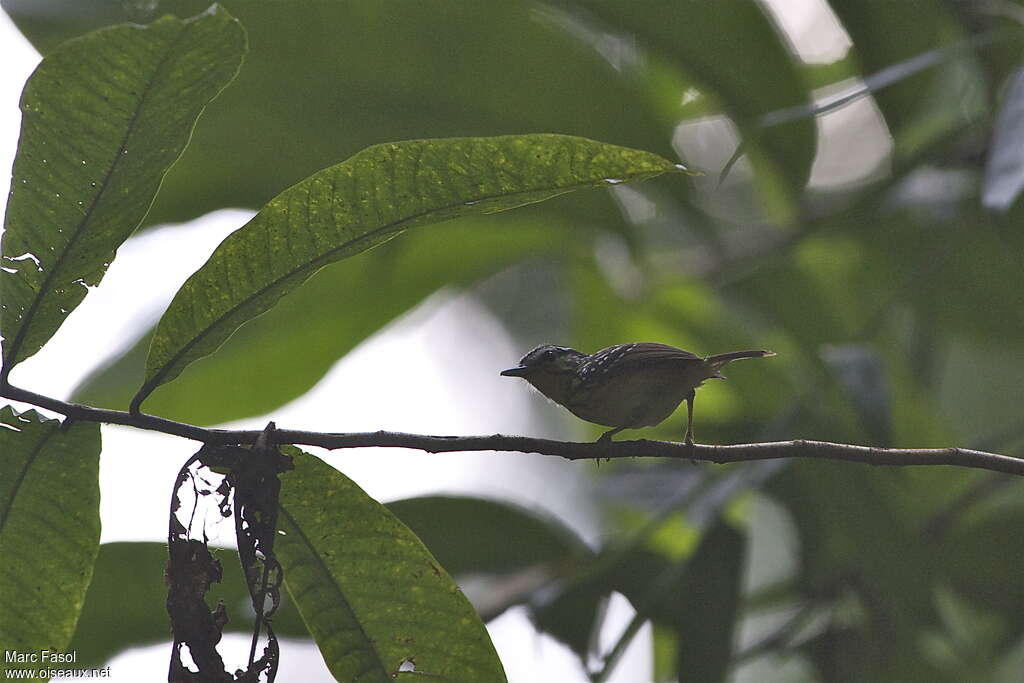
[
  {"left": 0, "top": 406, "right": 100, "bottom": 673},
  {"left": 276, "top": 449, "right": 507, "bottom": 682},
  {"left": 133, "top": 134, "right": 687, "bottom": 408},
  {"left": 0, "top": 7, "right": 245, "bottom": 373}
]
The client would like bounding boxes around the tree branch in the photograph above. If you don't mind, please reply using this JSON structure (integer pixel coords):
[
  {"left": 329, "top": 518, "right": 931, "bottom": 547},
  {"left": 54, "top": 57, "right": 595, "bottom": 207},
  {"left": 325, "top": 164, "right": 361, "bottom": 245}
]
[{"left": 3, "top": 381, "right": 1023, "bottom": 476}]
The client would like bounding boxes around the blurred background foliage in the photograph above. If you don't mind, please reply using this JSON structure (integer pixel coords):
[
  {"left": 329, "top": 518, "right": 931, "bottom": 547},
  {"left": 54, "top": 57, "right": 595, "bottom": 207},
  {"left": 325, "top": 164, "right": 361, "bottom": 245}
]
[{"left": 5, "top": 0, "right": 1024, "bottom": 681}]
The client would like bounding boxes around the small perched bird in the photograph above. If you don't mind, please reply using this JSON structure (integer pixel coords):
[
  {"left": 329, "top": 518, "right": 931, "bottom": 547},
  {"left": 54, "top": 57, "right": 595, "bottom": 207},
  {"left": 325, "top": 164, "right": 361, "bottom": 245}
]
[{"left": 501, "top": 342, "right": 775, "bottom": 443}]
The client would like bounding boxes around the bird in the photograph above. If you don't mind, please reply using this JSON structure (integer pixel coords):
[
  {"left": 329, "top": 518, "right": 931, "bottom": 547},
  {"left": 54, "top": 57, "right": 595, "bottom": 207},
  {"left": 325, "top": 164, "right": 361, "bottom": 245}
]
[{"left": 501, "top": 342, "right": 774, "bottom": 443}]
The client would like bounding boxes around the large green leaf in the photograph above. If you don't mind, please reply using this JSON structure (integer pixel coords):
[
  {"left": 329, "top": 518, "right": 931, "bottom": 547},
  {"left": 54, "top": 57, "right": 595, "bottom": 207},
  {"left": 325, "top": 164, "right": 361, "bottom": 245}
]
[
  {"left": 69, "top": 542, "right": 310, "bottom": 668},
  {"left": 133, "top": 134, "right": 685, "bottom": 409},
  {"left": 0, "top": 406, "right": 100, "bottom": 669},
  {"left": 73, "top": 214, "right": 579, "bottom": 424},
  {"left": 277, "top": 450, "right": 506, "bottom": 682},
  {"left": 3, "top": 1, "right": 676, "bottom": 229},
  {"left": 572, "top": 0, "right": 816, "bottom": 220},
  {"left": 0, "top": 7, "right": 245, "bottom": 373}
]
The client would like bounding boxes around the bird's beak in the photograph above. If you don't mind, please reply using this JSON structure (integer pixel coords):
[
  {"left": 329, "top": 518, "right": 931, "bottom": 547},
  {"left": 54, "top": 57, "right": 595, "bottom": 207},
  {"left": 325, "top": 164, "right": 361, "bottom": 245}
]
[{"left": 500, "top": 366, "right": 529, "bottom": 377}]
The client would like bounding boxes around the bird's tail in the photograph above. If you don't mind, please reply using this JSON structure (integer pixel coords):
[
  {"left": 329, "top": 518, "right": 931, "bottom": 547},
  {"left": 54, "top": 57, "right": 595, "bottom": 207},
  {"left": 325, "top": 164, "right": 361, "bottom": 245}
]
[{"left": 705, "top": 349, "right": 775, "bottom": 376}]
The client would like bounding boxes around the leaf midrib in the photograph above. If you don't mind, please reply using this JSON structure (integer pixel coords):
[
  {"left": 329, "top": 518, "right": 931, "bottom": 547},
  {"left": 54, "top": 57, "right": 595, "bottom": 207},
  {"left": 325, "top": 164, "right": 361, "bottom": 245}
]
[
  {"left": 1, "top": 21, "right": 192, "bottom": 376},
  {"left": 0, "top": 414, "right": 58, "bottom": 537},
  {"left": 277, "top": 503, "right": 391, "bottom": 679}
]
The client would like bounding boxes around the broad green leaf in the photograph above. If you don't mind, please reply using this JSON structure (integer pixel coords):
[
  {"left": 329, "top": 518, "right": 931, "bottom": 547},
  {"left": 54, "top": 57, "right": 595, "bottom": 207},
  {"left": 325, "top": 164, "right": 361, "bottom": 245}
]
[
  {"left": 4, "top": 1, "right": 675, "bottom": 230},
  {"left": 73, "top": 214, "right": 579, "bottom": 424},
  {"left": 826, "top": 0, "right": 985, "bottom": 164},
  {"left": 133, "top": 134, "right": 685, "bottom": 409},
  {"left": 571, "top": 0, "right": 816, "bottom": 220},
  {"left": 69, "top": 542, "right": 310, "bottom": 668},
  {"left": 0, "top": 7, "right": 246, "bottom": 373},
  {"left": 0, "top": 406, "right": 100, "bottom": 669},
  {"left": 386, "top": 495, "right": 590, "bottom": 579},
  {"left": 277, "top": 450, "right": 506, "bottom": 682},
  {"left": 674, "top": 519, "right": 745, "bottom": 683}
]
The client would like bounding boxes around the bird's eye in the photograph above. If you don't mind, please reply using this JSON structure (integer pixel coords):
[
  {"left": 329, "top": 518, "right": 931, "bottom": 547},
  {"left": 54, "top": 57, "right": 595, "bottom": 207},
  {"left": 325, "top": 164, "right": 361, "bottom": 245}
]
[{"left": 541, "top": 349, "right": 557, "bottom": 361}]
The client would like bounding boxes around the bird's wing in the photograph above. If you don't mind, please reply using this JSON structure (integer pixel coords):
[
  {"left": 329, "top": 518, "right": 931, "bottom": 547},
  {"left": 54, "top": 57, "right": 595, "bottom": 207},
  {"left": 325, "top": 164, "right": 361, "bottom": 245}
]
[{"left": 576, "top": 342, "right": 702, "bottom": 387}]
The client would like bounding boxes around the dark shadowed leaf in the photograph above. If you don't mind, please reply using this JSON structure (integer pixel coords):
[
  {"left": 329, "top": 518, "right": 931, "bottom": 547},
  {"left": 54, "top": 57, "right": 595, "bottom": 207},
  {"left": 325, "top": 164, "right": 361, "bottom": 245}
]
[
  {"left": 0, "top": 407, "right": 100, "bottom": 671},
  {"left": 387, "top": 495, "right": 590, "bottom": 578},
  {"left": 388, "top": 495, "right": 593, "bottom": 621},
  {"left": 133, "top": 134, "right": 684, "bottom": 410},
  {"left": 276, "top": 449, "right": 506, "bottom": 682},
  {"left": 674, "top": 519, "right": 745, "bottom": 683},
  {"left": 0, "top": 7, "right": 245, "bottom": 371},
  {"left": 767, "top": 461, "right": 944, "bottom": 681}
]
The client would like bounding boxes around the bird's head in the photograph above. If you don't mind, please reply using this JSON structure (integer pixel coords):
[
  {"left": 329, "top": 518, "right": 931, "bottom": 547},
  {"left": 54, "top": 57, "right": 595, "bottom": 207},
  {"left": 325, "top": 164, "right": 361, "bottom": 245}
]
[{"left": 500, "top": 344, "right": 585, "bottom": 404}]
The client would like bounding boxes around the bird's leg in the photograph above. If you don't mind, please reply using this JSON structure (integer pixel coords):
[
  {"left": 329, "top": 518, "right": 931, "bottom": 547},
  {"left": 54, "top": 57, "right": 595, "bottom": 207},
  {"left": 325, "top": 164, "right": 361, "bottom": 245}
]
[
  {"left": 683, "top": 390, "right": 696, "bottom": 446},
  {"left": 595, "top": 426, "right": 624, "bottom": 466}
]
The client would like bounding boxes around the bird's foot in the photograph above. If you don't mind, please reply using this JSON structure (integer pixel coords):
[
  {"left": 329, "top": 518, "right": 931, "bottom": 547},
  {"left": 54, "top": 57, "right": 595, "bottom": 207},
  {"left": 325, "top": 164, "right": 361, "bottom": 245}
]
[
  {"left": 684, "top": 433, "right": 697, "bottom": 465},
  {"left": 596, "top": 428, "right": 621, "bottom": 464}
]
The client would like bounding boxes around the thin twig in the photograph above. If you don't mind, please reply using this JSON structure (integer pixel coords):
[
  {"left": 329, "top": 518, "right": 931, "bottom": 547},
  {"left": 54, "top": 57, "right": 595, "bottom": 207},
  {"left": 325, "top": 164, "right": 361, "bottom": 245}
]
[
  {"left": 2, "top": 381, "right": 1023, "bottom": 475},
  {"left": 591, "top": 605, "right": 653, "bottom": 683},
  {"left": 731, "top": 601, "right": 819, "bottom": 665}
]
